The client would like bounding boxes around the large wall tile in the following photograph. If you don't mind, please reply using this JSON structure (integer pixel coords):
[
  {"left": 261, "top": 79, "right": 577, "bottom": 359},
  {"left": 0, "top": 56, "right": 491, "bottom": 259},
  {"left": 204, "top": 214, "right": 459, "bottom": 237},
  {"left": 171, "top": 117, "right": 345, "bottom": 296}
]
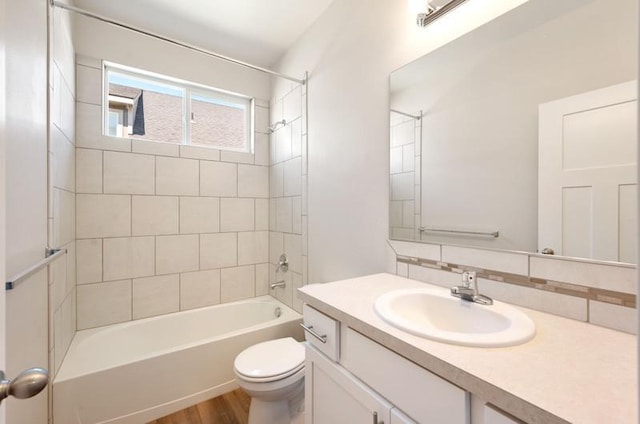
[
  {"left": 76, "top": 239, "right": 102, "bottom": 284},
  {"left": 200, "top": 233, "right": 237, "bottom": 269},
  {"left": 255, "top": 199, "right": 269, "bottom": 231},
  {"left": 133, "top": 274, "right": 180, "bottom": 319},
  {"left": 269, "top": 163, "right": 284, "bottom": 198},
  {"left": 254, "top": 133, "right": 269, "bottom": 166},
  {"left": 132, "top": 139, "right": 179, "bottom": 157},
  {"left": 221, "top": 150, "right": 253, "bottom": 164},
  {"left": 156, "top": 157, "right": 199, "bottom": 196},
  {"left": 52, "top": 128, "right": 75, "bottom": 192},
  {"left": 53, "top": 188, "right": 75, "bottom": 246},
  {"left": 480, "top": 278, "right": 588, "bottom": 322},
  {"left": 221, "top": 265, "right": 255, "bottom": 303},
  {"left": 77, "top": 280, "right": 132, "bottom": 330},
  {"left": 220, "top": 198, "right": 254, "bottom": 231},
  {"left": 255, "top": 263, "right": 269, "bottom": 296},
  {"left": 442, "top": 245, "right": 528, "bottom": 275},
  {"left": 275, "top": 197, "right": 292, "bottom": 233},
  {"left": 76, "top": 148, "right": 102, "bottom": 193},
  {"left": 238, "top": 231, "right": 269, "bottom": 265},
  {"left": 103, "top": 151, "right": 155, "bottom": 195},
  {"left": 76, "top": 194, "right": 131, "bottom": 239},
  {"left": 180, "top": 197, "right": 219, "bottom": 234},
  {"left": 156, "top": 234, "right": 199, "bottom": 275},
  {"left": 200, "top": 161, "right": 237, "bottom": 197},
  {"left": 76, "top": 64, "right": 101, "bottom": 105},
  {"left": 389, "top": 240, "right": 440, "bottom": 261},
  {"left": 284, "top": 234, "right": 302, "bottom": 273},
  {"left": 589, "top": 301, "right": 637, "bottom": 334},
  {"left": 238, "top": 165, "right": 269, "bottom": 198},
  {"left": 180, "top": 269, "right": 221, "bottom": 310},
  {"left": 103, "top": 237, "right": 155, "bottom": 281},
  {"left": 283, "top": 157, "right": 302, "bottom": 196},
  {"left": 530, "top": 256, "right": 636, "bottom": 294},
  {"left": 132, "top": 196, "right": 179, "bottom": 236},
  {"left": 180, "top": 145, "right": 220, "bottom": 161}
]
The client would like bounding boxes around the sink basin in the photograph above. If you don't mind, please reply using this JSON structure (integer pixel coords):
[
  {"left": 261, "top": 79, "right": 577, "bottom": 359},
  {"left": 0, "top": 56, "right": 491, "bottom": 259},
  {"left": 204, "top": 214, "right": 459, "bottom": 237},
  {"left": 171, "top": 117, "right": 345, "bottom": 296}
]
[{"left": 374, "top": 288, "right": 535, "bottom": 347}]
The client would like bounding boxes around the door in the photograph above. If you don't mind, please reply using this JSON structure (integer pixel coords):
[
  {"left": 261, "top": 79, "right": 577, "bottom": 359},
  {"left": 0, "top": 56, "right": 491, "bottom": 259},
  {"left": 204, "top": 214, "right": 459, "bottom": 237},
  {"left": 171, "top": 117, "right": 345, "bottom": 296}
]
[
  {"left": 3, "top": 0, "right": 50, "bottom": 422},
  {"left": 538, "top": 81, "right": 637, "bottom": 261},
  {"left": 305, "top": 345, "right": 391, "bottom": 424},
  {"left": 0, "top": 0, "right": 7, "bottom": 420}
]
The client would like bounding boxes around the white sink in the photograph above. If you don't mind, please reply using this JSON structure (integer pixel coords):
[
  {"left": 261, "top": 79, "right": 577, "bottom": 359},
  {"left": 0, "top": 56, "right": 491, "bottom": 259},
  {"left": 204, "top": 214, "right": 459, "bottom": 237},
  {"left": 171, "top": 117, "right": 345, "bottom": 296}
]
[{"left": 374, "top": 288, "right": 535, "bottom": 347}]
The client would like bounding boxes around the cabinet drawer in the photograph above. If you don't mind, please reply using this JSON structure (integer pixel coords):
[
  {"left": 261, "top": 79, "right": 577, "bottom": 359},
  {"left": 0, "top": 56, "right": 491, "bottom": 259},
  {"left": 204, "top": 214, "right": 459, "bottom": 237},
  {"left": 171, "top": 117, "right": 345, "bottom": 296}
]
[
  {"left": 341, "top": 327, "right": 469, "bottom": 424},
  {"left": 302, "top": 304, "right": 340, "bottom": 361}
]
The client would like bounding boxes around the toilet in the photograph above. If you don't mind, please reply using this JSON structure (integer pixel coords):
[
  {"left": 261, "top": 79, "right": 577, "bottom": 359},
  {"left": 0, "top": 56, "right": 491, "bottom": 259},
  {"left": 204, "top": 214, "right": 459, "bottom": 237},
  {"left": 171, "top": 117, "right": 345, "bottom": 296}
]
[{"left": 234, "top": 337, "right": 306, "bottom": 424}]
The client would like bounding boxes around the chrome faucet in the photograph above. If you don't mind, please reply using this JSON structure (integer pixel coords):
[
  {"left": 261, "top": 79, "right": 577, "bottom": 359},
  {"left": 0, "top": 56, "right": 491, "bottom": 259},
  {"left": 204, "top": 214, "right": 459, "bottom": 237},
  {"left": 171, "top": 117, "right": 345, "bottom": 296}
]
[{"left": 451, "top": 271, "right": 493, "bottom": 305}]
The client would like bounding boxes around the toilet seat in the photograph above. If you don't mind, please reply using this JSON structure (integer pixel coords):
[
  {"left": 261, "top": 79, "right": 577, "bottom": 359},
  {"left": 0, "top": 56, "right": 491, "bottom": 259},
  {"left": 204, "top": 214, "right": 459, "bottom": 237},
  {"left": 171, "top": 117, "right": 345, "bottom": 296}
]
[{"left": 234, "top": 337, "right": 305, "bottom": 383}]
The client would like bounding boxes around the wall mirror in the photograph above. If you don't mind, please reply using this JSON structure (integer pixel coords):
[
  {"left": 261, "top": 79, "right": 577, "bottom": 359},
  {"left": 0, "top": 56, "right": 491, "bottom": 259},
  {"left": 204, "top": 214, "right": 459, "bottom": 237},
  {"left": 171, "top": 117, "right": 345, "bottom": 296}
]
[{"left": 389, "top": 0, "right": 638, "bottom": 264}]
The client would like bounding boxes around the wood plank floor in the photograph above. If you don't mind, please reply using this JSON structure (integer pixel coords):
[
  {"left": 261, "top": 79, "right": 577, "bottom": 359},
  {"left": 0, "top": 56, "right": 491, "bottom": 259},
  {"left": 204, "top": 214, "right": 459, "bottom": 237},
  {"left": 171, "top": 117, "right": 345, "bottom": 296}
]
[{"left": 147, "top": 389, "right": 251, "bottom": 424}]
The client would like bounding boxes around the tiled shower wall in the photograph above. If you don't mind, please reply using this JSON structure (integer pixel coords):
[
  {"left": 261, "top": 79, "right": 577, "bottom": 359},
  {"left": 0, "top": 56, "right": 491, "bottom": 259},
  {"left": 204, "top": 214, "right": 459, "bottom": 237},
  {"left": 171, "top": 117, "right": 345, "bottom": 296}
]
[
  {"left": 49, "top": 4, "right": 76, "bottom": 376},
  {"left": 269, "top": 83, "right": 307, "bottom": 313},
  {"left": 389, "top": 112, "right": 420, "bottom": 240},
  {"left": 74, "top": 56, "right": 272, "bottom": 330},
  {"left": 387, "top": 239, "right": 637, "bottom": 334}
]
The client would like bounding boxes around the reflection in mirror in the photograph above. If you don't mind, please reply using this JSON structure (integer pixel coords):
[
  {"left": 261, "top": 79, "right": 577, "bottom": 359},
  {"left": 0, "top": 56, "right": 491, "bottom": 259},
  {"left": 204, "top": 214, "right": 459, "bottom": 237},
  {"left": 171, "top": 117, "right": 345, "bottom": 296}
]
[{"left": 389, "top": 0, "right": 637, "bottom": 264}]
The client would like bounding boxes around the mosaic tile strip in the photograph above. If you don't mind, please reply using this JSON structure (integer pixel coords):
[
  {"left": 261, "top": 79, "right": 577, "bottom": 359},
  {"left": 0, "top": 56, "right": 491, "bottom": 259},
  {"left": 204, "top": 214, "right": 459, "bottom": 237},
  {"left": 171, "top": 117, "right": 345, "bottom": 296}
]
[{"left": 397, "top": 255, "right": 636, "bottom": 309}]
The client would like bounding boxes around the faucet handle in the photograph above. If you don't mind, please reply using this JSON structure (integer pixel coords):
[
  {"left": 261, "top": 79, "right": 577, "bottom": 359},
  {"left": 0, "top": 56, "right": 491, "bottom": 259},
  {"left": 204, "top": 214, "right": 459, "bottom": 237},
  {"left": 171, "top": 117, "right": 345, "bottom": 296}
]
[{"left": 461, "top": 271, "right": 471, "bottom": 288}]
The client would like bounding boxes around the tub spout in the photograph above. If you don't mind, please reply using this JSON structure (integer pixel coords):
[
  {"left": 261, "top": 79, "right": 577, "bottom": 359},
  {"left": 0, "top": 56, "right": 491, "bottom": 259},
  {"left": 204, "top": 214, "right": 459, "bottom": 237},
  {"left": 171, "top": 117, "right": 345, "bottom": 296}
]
[{"left": 270, "top": 281, "right": 286, "bottom": 290}]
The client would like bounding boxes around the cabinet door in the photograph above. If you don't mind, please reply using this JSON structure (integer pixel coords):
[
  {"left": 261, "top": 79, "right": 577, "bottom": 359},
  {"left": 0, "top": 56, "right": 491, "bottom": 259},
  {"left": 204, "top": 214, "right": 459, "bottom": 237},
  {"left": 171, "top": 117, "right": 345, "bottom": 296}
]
[
  {"left": 484, "top": 405, "right": 524, "bottom": 424},
  {"left": 391, "top": 408, "right": 417, "bottom": 424},
  {"left": 306, "top": 344, "right": 391, "bottom": 424}
]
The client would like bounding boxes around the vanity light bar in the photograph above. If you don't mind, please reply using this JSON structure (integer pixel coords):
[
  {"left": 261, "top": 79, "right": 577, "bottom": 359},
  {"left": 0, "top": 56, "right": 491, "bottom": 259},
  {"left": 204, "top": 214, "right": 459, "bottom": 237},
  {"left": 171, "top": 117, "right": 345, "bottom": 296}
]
[{"left": 417, "top": 0, "right": 470, "bottom": 27}]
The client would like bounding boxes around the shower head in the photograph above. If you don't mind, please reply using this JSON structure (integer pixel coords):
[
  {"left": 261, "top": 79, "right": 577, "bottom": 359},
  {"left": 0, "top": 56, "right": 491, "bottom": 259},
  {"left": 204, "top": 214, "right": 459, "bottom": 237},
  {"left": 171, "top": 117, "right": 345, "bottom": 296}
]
[{"left": 268, "top": 119, "right": 287, "bottom": 134}]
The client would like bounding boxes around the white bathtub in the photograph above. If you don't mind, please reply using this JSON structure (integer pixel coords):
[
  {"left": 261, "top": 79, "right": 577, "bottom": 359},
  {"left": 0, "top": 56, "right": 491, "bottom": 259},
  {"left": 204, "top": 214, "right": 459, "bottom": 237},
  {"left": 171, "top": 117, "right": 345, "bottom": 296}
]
[{"left": 53, "top": 296, "right": 303, "bottom": 424}]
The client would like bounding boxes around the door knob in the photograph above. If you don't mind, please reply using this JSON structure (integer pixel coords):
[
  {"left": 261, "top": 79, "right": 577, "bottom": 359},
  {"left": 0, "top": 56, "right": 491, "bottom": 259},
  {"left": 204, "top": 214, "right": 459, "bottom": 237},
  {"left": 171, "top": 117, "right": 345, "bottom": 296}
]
[{"left": 0, "top": 368, "right": 49, "bottom": 404}]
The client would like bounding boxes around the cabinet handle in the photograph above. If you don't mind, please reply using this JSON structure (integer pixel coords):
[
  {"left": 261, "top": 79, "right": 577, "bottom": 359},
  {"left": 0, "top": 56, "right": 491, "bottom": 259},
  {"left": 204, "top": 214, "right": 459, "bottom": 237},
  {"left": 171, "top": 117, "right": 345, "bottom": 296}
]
[
  {"left": 300, "top": 323, "right": 327, "bottom": 344},
  {"left": 373, "top": 411, "right": 382, "bottom": 424}
]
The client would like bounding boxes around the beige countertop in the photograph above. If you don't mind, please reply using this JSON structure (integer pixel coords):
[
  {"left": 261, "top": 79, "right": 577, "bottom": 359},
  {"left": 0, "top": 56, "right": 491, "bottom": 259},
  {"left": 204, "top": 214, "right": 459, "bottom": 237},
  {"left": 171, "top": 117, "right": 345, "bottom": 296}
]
[{"left": 298, "top": 273, "right": 637, "bottom": 424}]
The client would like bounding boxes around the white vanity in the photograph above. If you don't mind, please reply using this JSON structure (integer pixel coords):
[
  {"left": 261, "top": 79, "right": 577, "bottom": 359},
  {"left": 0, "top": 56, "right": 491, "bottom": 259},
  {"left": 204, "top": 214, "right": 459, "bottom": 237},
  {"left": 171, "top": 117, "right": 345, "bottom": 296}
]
[{"left": 298, "top": 273, "right": 637, "bottom": 424}]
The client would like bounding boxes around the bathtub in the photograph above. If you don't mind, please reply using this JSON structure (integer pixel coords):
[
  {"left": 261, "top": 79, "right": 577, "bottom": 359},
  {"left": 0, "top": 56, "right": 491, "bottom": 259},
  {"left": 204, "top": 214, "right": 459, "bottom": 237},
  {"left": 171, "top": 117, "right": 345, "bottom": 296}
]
[{"left": 53, "top": 296, "right": 303, "bottom": 424}]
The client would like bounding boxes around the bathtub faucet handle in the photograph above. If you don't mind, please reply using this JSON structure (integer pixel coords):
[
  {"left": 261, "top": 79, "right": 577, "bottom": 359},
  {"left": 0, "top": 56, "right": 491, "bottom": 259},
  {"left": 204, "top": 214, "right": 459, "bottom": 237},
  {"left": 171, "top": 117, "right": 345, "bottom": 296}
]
[{"left": 278, "top": 254, "right": 288, "bottom": 273}]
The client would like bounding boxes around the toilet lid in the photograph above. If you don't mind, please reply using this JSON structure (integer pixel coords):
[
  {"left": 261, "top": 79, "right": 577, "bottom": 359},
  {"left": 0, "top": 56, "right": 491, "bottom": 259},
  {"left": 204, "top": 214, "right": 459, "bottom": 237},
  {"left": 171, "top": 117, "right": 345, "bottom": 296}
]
[{"left": 234, "top": 337, "right": 305, "bottom": 382}]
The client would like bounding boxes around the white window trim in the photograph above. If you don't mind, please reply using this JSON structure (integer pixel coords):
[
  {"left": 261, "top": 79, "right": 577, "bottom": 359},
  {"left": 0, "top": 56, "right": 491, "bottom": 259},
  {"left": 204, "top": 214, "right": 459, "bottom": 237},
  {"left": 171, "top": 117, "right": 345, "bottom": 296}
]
[{"left": 103, "top": 61, "right": 255, "bottom": 153}]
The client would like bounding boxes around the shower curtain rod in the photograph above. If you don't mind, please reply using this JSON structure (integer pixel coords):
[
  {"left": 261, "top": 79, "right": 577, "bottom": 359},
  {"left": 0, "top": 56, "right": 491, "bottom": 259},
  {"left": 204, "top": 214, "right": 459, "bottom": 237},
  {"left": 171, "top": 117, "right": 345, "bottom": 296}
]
[
  {"left": 390, "top": 109, "right": 421, "bottom": 120},
  {"left": 50, "top": 0, "right": 307, "bottom": 85}
]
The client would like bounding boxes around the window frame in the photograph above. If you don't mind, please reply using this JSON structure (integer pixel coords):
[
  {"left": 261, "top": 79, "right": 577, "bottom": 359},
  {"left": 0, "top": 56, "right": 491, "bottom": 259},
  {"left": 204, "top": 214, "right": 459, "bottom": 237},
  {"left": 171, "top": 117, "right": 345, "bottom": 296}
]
[{"left": 103, "top": 61, "right": 255, "bottom": 153}]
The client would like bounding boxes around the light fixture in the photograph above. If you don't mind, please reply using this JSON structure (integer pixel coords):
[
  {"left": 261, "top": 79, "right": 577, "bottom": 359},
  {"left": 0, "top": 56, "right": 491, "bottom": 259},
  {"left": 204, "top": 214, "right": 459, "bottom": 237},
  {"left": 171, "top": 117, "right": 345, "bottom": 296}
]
[{"left": 411, "top": 0, "right": 469, "bottom": 27}]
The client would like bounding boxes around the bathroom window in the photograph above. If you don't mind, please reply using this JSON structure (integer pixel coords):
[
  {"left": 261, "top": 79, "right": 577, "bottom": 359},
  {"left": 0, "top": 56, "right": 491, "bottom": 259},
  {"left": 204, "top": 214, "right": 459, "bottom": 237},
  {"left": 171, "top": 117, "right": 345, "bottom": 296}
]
[{"left": 104, "top": 63, "right": 253, "bottom": 152}]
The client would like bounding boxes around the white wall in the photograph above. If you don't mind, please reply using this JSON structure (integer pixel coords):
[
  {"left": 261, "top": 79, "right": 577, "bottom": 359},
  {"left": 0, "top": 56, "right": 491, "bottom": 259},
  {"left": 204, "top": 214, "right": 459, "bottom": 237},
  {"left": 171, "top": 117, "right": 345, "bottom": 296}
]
[
  {"left": 273, "top": 0, "right": 529, "bottom": 283},
  {"left": 72, "top": 13, "right": 271, "bottom": 102}
]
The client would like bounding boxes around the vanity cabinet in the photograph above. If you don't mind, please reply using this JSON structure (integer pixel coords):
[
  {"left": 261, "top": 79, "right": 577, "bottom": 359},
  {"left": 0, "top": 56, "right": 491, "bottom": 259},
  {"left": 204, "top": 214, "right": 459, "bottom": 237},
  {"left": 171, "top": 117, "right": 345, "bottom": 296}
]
[{"left": 303, "top": 304, "right": 468, "bottom": 424}]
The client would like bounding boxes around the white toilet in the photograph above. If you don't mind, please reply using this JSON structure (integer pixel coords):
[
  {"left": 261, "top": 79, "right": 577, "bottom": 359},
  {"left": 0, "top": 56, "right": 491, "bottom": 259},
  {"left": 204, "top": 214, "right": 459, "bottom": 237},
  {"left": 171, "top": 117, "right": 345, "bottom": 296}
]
[{"left": 234, "top": 337, "right": 306, "bottom": 424}]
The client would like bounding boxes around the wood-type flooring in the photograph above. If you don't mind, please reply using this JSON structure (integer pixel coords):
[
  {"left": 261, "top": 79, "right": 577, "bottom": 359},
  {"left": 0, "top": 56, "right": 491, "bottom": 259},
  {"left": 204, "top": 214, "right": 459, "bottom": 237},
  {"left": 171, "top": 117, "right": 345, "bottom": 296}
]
[{"left": 147, "top": 389, "right": 250, "bottom": 424}]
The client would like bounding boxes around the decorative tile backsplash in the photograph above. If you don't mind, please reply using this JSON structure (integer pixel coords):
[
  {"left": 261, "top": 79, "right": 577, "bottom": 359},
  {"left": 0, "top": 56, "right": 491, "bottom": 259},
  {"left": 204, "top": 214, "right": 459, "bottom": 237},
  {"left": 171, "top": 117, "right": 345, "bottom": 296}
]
[{"left": 388, "top": 240, "right": 637, "bottom": 334}]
